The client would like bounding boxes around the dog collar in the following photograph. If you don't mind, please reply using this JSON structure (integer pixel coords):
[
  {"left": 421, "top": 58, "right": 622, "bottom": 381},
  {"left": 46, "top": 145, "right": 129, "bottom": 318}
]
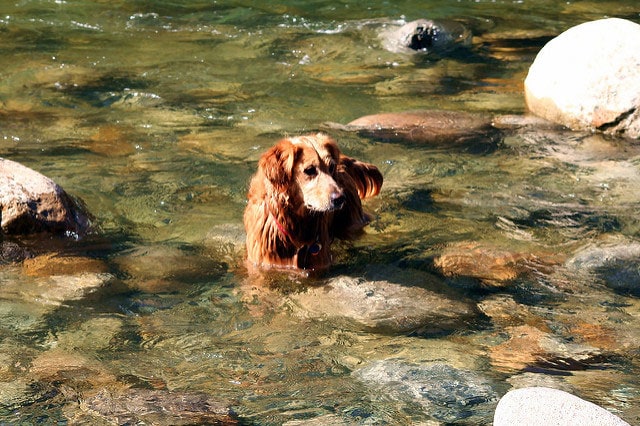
[
  {"left": 272, "top": 213, "right": 293, "bottom": 241},
  {"left": 271, "top": 212, "right": 322, "bottom": 257}
]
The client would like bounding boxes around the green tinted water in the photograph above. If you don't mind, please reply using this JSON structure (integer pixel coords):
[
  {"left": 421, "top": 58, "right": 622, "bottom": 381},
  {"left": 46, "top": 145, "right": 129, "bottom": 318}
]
[{"left": 1, "top": 1, "right": 639, "bottom": 424}]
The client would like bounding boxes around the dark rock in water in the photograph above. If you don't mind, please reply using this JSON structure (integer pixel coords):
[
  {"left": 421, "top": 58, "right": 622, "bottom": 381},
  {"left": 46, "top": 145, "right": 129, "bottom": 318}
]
[
  {"left": 0, "top": 158, "right": 92, "bottom": 237},
  {"left": 354, "top": 359, "right": 499, "bottom": 423},
  {"left": 380, "top": 19, "right": 472, "bottom": 55},
  {"left": 494, "top": 387, "right": 631, "bottom": 426},
  {"left": 0, "top": 241, "right": 31, "bottom": 264},
  {"left": 325, "top": 110, "right": 503, "bottom": 153},
  {"left": 86, "top": 388, "right": 238, "bottom": 425}
]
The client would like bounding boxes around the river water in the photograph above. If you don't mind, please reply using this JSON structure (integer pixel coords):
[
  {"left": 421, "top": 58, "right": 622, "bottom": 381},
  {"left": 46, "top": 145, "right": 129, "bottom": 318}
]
[{"left": 1, "top": 1, "right": 639, "bottom": 424}]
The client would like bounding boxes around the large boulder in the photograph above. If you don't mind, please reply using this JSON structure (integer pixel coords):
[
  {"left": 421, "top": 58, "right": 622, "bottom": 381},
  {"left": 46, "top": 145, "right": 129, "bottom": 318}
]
[
  {"left": 0, "top": 158, "right": 92, "bottom": 236},
  {"left": 494, "top": 387, "right": 631, "bottom": 426},
  {"left": 524, "top": 18, "right": 640, "bottom": 138}
]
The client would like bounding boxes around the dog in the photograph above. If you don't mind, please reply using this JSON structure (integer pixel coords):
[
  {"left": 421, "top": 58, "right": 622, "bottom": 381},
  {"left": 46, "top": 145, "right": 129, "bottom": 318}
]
[{"left": 244, "top": 133, "right": 383, "bottom": 272}]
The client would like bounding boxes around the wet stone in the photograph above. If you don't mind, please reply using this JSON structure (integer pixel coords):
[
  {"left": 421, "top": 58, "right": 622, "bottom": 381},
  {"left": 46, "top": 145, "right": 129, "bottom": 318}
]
[
  {"left": 288, "top": 269, "right": 478, "bottom": 335},
  {"left": 488, "top": 324, "right": 602, "bottom": 374},
  {"left": 434, "top": 241, "right": 560, "bottom": 287},
  {"left": 566, "top": 235, "right": 640, "bottom": 296},
  {"left": 329, "top": 110, "right": 503, "bottom": 153},
  {"left": 379, "top": 19, "right": 472, "bottom": 55},
  {"left": 113, "top": 244, "right": 226, "bottom": 293},
  {"left": 0, "top": 158, "right": 92, "bottom": 237},
  {"left": 22, "top": 253, "right": 108, "bottom": 277},
  {"left": 4, "top": 272, "right": 112, "bottom": 307},
  {"left": 353, "top": 359, "right": 499, "bottom": 424},
  {"left": 54, "top": 317, "right": 123, "bottom": 352},
  {"left": 525, "top": 18, "right": 640, "bottom": 138},
  {"left": 84, "top": 388, "right": 238, "bottom": 425},
  {"left": 85, "top": 125, "right": 137, "bottom": 157},
  {"left": 494, "top": 387, "right": 631, "bottom": 426},
  {"left": 477, "top": 294, "right": 548, "bottom": 329},
  {"left": 283, "top": 414, "right": 347, "bottom": 426},
  {"left": 29, "top": 349, "right": 118, "bottom": 389},
  {"left": 0, "top": 241, "right": 31, "bottom": 264}
]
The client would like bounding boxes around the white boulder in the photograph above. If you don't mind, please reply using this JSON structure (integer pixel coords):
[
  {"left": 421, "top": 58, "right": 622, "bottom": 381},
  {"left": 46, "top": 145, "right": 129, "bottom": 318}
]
[
  {"left": 525, "top": 18, "right": 640, "bottom": 138},
  {"left": 494, "top": 387, "right": 630, "bottom": 426}
]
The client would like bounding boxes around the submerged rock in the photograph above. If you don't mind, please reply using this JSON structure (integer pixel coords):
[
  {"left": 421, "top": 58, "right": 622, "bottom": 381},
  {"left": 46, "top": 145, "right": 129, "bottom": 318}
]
[
  {"left": 354, "top": 359, "right": 498, "bottom": 423},
  {"left": 22, "top": 253, "right": 108, "bottom": 277},
  {"left": 0, "top": 158, "right": 92, "bottom": 237},
  {"left": 85, "top": 389, "right": 238, "bottom": 425},
  {"left": 325, "top": 110, "right": 502, "bottom": 153},
  {"left": 434, "top": 241, "right": 561, "bottom": 287},
  {"left": 113, "top": 244, "right": 226, "bottom": 293},
  {"left": 525, "top": 18, "right": 640, "bottom": 139},
  {"left": 0, "top": 241, "right": 31, "bottom": 264},
  {"left": 566, "top": 236, "right": 640, "bottom": 296},
  {"left": 494, "top": 387, "right": 631, "bottom": 426},
  {"left": 288, "top": 270, "right": 477, "bottom": 334},
  {"left": 379, "top": 19, "right": 472, "bottom": 55},
  {"left": 488, "top": 324, "right": 606, "bottom": 375}
]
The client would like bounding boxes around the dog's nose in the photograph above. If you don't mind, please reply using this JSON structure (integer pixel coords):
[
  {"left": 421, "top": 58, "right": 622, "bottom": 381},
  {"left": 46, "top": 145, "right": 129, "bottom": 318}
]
[{"left": 332, "top": 193, "right": 346, "bottom": 209}]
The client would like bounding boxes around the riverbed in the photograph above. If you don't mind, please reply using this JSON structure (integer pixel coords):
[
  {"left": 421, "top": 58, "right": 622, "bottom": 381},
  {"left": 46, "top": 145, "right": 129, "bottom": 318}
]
[{"left": 0, "top": 1, "right": 639, "bottom": 424}]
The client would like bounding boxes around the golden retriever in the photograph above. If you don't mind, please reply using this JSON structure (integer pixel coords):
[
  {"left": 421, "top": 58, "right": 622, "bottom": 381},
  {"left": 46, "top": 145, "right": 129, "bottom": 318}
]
[{"left": 244, "top": 133, "right": 383, "bottom": 271}]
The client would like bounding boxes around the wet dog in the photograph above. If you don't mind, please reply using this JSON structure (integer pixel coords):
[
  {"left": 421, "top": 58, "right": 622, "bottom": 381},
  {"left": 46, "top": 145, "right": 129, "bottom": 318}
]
[{"left": 244, "top": 133, "right": 382, "bottom": 271}]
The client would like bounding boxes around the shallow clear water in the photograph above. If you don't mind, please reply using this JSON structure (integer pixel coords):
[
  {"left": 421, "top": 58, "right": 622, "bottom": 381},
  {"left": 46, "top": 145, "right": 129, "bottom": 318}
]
[{"left": 1, "top": 1, "right": 640, "bottom": 424}]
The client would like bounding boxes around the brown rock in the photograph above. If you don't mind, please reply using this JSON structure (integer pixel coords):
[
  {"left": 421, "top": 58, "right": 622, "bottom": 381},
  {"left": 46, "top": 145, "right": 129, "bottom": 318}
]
[
  {"left": 477, "top": 294, "right": 550, "bottom": 330},
  {"left": 569, "top": 322, "right": 618, "bottom": 351},
  {"left": 29, "top": 349, "right": 117, "bottom": 389},
  {"left": 0, "top": 158, "right": 92, "bottom": 236},
  {"left": 22, "top": 253, "right": 108, "bottom": 277},
  {"left": 85, "top": 388, "right": 238, "bottom": 425},
  {"left": 489, "top": 325, "right": 547, "bottom": 371},
  {"left": 434, "top": 241, "right": 560, "bottom": 287},
  {"left": 86, "top": 126, "right": 137, "bottom": 156},
  {"left": 340, "top": 110, "right": 503, "bottom": 151}
]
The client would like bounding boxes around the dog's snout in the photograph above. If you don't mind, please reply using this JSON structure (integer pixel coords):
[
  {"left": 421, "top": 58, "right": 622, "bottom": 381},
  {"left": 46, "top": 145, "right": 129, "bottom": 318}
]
[{"left": 332, "top": 192, "right": 346, "bottom": 209}]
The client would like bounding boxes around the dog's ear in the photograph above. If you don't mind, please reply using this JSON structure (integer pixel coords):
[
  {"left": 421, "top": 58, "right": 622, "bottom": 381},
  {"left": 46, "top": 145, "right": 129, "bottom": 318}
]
[
  {"left": 338, "top": 155, "right": 383, "bottom": 199},
  {"left": 259, "top": 139, "right": 300, "bottom": 188}
]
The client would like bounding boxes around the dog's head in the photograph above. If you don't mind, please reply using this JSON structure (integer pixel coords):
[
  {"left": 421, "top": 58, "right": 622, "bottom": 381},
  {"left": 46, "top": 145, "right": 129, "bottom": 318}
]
[{"left": 259, "top": 133, "right": 345, "bottom": 212}]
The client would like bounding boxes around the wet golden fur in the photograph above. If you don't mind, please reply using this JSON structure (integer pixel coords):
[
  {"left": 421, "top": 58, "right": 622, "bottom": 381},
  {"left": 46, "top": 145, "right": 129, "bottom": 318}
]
[{"left": 244, "top": 133, "right": 383, "bottom": 271}]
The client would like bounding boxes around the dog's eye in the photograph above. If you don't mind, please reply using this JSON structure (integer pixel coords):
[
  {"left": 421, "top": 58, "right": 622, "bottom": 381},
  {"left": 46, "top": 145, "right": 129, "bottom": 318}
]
[{"left": 304, "top": 166, "right": 318, "bottom": 177}]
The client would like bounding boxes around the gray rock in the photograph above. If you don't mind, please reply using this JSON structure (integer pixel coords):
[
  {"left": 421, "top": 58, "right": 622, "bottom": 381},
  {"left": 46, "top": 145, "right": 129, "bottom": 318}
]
[
  {"left": 494, "top": 387, "right": 630, "bottom": 426},
  {"left": 354, "top": 359, "right": 498, "bottom": 423},
  {"left": 0, "top": 158, "right": 92, "bottom": 237},
  {"left": 566, "top": 236, "right": 640, "bottom": 296},
  {"left": 288, "top": 271, "right": 478, "bottom": 334},
  {"left": 525, "top": 18, "right": 640, "bottom": 138},
  {"left": 0, "top": 241, "right": 30, "bottom": 263},
  {"left": 379, "top": 19, "right": 472, "bottom": 55}
]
